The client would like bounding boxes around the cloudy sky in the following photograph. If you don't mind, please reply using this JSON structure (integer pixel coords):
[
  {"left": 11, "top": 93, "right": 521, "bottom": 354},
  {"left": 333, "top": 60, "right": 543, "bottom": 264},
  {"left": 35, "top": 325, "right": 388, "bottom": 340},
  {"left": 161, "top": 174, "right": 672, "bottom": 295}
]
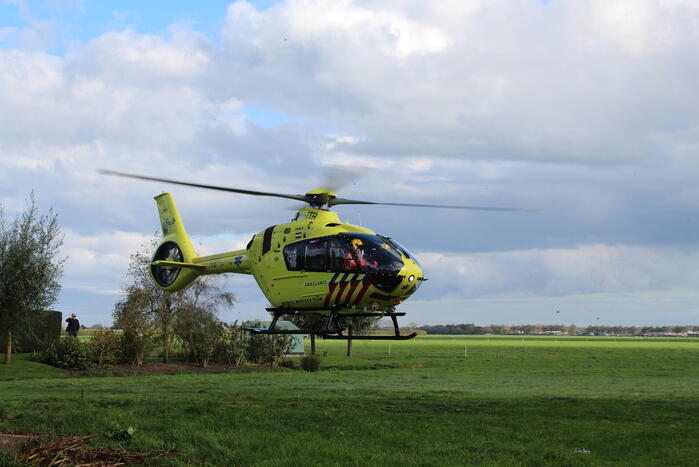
[{"left": 2, "top": 0, "right": 699, "bottom": 326}]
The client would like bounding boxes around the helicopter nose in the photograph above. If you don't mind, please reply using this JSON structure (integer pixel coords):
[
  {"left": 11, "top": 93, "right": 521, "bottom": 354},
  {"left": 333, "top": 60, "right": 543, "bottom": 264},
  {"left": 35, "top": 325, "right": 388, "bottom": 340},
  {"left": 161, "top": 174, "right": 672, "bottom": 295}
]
[{"left": 399, "top": 261, "right": 423, "bottom": 297}]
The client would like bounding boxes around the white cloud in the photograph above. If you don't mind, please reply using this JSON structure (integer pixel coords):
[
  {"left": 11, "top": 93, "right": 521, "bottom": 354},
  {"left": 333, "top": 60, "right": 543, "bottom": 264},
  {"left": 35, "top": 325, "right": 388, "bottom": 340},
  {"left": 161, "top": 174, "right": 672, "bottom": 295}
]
[
  {"left": 584, "top": 0, "right": 699, "bottom": 57},
  {"left": 62, "top": 229, "right": 152, "bottom": 277},
  {"left": 192, "top": 233, "right": 254, "bottom": 257},
  {"left": 224, "top": 0, "right": 449, "bottom": 59},
  {"left": 417, "top": 244, "right": 699, "bottom": 299},
  {"left": 401, "top": 289, "right": 699, "bottom": 326},
  {"left": 216, "top": 0, "right": 699, "bottom": 166},
  {"left": 74, "top": 30, "right": 211, "bottom": 79}
]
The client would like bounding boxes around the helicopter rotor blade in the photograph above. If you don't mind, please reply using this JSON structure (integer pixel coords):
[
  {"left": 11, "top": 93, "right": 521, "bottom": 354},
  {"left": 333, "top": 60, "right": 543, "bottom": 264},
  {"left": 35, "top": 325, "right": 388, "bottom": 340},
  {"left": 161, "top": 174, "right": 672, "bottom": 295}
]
[
  {"left": 329, "top": 197, "right": 534, "bottom": 212},
  {"left": 99, "top": 170, "right": 310, "bottom": 203},
  {"left": 100, "top": 169, "right": 535, "bottom": 212}
]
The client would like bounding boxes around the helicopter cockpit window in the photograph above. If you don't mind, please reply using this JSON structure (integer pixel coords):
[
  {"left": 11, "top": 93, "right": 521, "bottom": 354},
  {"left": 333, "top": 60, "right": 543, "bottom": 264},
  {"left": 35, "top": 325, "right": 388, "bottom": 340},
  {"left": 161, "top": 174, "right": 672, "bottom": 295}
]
[
  {"left": 283, "top": 234, "right": 403, "bottom": 274},
  {"left": 283, "top": 241, "right": 306, "bottom": 270},
  {"left": 380, "top": 235, "right": 419, "bottom": 265},
  {"left": 328, "top": 236, "right": 358, "bottom": 272},
  {"left": 304, "top": 238, "right": 326, "bottom": 271},
  {"left": 340, "top": 233, "right": 404, "bottom": 274}
]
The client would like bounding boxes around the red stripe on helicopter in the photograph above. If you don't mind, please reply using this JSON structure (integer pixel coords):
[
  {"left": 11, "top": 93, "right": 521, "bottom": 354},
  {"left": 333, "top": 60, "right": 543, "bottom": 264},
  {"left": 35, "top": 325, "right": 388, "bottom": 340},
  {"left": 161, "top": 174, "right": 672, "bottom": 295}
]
[
  {"left": 343, "top": 274, "right": 362, "bottom": 306},
  {"left": 353, "top": 276, "right": 372, "bottom": 305},
  {"left": 334, "top": 273, "right": 351, "bottom": 305},
  {"left": 323, "top": 273, "right": 340, "bottom": 308}
]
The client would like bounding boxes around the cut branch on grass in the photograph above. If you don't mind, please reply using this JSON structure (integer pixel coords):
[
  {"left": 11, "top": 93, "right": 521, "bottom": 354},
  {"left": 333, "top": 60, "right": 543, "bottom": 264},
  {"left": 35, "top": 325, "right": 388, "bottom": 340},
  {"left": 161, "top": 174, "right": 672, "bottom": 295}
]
[{"left": 18, "top": 434, "right": 180, "bottom": 466}]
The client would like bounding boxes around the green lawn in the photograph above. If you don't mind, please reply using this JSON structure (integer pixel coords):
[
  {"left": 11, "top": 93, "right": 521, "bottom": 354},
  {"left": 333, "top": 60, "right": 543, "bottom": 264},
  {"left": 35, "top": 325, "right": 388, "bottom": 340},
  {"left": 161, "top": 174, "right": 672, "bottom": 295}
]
[
  {"left": 1, "top": 335, "right": 699, "bottom": 466},
  {"left": 0, "top": 353, "right": 67, "bottom": 380}
]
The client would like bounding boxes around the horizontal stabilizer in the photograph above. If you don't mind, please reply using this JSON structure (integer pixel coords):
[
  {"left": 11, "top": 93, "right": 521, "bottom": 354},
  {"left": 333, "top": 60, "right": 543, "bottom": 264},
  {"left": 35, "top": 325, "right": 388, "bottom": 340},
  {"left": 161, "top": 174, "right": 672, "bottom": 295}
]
[{"left": 151, "top": 260, "right": 205, "bottom": 270}]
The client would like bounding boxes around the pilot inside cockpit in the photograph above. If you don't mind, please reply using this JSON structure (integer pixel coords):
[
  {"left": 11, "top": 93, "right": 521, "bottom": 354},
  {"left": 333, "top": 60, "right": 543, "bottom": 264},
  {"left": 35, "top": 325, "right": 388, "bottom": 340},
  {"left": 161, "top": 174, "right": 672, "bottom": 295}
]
[{"left": 344, "top": 238, "right": 378, "bottom": 271}]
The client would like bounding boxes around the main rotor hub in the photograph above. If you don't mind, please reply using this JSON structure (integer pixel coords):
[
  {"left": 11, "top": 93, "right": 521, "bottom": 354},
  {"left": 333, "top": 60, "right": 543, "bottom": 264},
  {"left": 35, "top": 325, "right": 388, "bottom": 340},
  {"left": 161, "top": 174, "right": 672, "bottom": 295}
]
[{"left": 304, "top": 189, "right": 337, "bottom": 209}]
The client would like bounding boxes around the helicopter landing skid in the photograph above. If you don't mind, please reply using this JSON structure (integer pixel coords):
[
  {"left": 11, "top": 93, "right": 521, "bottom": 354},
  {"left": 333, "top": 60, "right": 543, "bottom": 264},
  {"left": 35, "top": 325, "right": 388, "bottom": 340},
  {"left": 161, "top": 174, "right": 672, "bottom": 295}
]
[{"left": 245, "top": 308, "right": 417, "bottom": 341}]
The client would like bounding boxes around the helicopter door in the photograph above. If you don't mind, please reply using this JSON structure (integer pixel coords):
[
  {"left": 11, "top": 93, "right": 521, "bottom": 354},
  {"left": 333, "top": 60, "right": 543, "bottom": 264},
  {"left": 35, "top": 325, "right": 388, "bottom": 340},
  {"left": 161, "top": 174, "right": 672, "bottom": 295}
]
[
  {"left": 283, "top": 235, "right": 359, "bottom": 273},
  {"left": 304, "top": 238, "right": 326, "bottom": 271}
]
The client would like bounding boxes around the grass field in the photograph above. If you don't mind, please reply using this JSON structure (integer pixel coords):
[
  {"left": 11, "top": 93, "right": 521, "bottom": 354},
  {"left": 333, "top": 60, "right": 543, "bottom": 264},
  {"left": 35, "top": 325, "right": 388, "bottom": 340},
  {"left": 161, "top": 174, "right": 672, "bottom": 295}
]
[{"left": 1, "top": 335, "right": 699, "bottom": 466}]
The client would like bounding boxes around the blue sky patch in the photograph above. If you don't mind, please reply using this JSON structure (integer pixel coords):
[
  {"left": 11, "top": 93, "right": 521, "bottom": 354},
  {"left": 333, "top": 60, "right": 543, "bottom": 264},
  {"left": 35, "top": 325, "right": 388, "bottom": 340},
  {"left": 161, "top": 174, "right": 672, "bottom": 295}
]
[
  {"left": 0, "top": 0, "right": 283, "bottom": 54},
  {"left": 241, "top": 106, "right": 299, "bottom": 128}
]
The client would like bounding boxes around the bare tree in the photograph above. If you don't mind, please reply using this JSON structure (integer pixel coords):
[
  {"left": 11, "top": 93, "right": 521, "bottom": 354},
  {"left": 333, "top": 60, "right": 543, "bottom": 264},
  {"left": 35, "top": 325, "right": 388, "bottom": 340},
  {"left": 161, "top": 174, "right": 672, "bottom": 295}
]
[
  {"left": 0, "top": 195, "right": 64, "bottom": 364},
  {"left": 116, "top": 236, "right": 235, "bottom": 363}
]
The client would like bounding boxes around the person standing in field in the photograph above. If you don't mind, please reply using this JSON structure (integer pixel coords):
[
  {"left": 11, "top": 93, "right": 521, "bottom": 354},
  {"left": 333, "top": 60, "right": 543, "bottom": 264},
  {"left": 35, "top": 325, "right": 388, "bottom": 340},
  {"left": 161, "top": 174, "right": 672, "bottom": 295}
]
[{"left": 65, "top": 313, "right": 80, "bottom": 338}]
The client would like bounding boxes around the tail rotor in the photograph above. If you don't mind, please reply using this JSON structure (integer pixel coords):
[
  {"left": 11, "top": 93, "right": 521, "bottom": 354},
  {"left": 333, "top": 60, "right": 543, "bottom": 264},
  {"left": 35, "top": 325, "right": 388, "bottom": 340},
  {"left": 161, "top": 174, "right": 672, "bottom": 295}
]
[{"left": 151, "top": 241, "right": 184, "bottom": 287}]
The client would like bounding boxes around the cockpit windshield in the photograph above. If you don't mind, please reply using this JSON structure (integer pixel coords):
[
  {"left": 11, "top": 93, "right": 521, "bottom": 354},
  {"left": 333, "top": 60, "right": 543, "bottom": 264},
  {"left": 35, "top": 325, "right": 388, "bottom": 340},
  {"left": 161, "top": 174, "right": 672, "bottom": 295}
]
[
  {"left": 283, "top": 233, "right": 404, "bottom": 274},
  {"left": 380, "top": 236, "right": 420, "bottom": 267},
  {"left": 339, "top": 233, "right": 404, "bottom": 273}
]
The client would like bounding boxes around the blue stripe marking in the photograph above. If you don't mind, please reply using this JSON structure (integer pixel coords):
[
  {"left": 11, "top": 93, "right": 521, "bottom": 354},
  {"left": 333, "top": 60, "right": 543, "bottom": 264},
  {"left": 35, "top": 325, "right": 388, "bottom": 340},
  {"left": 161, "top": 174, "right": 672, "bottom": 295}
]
[
  {"left": 329, "top": 273, "right": 339, "bottom": 287},
  {"left": 339, "top": 273, "right": 349, "bottom": 285}
]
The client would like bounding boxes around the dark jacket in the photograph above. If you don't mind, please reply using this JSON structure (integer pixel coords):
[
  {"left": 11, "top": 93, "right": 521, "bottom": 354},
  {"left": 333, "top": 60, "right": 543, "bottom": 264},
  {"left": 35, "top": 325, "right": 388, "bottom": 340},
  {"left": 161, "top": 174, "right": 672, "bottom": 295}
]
[{"left": 66, "top": 317, "right": 80, "bottom": 332}]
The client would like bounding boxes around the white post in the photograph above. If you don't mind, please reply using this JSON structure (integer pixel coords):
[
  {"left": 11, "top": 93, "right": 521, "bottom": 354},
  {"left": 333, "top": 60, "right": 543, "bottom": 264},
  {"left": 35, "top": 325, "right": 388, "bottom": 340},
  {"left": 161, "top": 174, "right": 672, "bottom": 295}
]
[
  {"left": 388, "top": 344, "right": 392, "bottom": 356},
  {"left": 464, "top": 346, "right": 467, "bottom": 357}
]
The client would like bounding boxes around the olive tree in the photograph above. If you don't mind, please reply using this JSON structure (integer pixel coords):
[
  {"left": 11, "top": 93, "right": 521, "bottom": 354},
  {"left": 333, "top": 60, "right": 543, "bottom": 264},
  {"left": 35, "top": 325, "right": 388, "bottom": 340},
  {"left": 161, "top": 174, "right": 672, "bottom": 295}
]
[{"left": 0, "top": 195, "right": 64, "bottom": 364}]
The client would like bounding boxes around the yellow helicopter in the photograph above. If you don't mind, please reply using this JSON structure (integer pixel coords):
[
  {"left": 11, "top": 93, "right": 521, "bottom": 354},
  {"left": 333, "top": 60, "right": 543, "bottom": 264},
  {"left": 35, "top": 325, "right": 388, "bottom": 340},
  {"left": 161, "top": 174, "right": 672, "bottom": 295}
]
[{"left": 101, "top": 170, "right": 527, "bottom": 340}]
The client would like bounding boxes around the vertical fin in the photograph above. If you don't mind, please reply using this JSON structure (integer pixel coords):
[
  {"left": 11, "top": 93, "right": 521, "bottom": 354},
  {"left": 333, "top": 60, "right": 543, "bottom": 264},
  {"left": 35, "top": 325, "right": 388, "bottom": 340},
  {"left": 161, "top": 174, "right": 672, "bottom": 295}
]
[{"left": 154, "top": 192, "right": 197, "bottom": 262}]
